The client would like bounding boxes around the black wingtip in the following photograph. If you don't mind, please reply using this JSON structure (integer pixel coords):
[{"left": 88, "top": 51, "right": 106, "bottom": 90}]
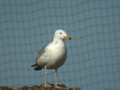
[
  {"left": 31, "top": 64, "right": 37, "bottom": 67},
  {"left": 31, "top": 64, "right": 43, "bottom": 71}
]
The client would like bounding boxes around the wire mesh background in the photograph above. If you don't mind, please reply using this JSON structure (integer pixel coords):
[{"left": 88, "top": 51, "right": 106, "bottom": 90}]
[{"left": 0, "top": 0, "right": 120, "bottom": 90}]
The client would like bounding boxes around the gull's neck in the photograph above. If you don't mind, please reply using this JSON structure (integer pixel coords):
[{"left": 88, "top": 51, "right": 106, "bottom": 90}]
[
  {"left": 52, "top": 37, "right": 65, "bottom": 45},
  {"left": 50, "top": 37, "right": 66, "bottom": 51}
]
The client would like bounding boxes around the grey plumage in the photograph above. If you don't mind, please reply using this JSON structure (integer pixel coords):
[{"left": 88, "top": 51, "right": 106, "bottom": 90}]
[{"left": 31, "top": 45, "right": 47, "bottom": 70}]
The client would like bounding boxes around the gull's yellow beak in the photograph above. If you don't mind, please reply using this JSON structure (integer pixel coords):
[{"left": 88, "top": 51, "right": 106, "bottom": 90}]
[{"left": 64, "top": 35, "right": 72, "bottom": 40}]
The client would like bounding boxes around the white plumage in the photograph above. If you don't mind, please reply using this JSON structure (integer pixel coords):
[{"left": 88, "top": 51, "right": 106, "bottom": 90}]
[{"left": 32, "top": 29, "right": 71, "bottom": 88}]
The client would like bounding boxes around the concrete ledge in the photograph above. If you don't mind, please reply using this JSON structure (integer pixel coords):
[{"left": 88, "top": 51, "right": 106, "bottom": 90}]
[{"left": 0, "top": 84, "right": 80, "bottom": 90}]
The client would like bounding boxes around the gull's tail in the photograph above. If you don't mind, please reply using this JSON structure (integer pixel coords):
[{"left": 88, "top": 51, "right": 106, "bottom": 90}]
[{"left": 31, "top": 64, "right": 43, "bottom": 71}]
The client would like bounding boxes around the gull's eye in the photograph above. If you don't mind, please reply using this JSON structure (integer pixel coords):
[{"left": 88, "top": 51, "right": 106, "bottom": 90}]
[{"left": 60, "top": 32, "right": 63, "bottom": 35}]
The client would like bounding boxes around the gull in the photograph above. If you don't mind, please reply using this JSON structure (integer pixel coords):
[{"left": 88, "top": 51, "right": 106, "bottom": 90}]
[{"left": 31, "top": 29, "right": 71, "bottom": 88}]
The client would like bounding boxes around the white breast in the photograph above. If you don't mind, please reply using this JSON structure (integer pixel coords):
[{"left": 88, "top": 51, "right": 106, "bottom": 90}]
[{"left": 46, "top": 40, "right": 67, "bottom": 69}]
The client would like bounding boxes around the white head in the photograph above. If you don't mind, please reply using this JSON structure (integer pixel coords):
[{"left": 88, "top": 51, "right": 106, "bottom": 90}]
[{"left": 54, "top": 29, "right": 71, "bottom": 40}]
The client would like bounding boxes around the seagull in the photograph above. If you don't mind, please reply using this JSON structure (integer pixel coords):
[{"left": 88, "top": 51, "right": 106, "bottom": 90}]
[{"left": 31, "top": 29, "right": 71, "bottom": 88}]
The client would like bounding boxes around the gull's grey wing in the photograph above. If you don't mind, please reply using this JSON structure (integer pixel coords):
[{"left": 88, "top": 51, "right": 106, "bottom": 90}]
[
  {"left": 36, "top": 45, "right": 47, "bottom": 61},
  {"left": 31, "top": 44, "right": 48, "bottom": 70}
]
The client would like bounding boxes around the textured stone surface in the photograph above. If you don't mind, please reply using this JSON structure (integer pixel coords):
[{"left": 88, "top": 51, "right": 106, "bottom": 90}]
[{"left": 0, "top": 85, "right": 80, "bottom": 90}]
